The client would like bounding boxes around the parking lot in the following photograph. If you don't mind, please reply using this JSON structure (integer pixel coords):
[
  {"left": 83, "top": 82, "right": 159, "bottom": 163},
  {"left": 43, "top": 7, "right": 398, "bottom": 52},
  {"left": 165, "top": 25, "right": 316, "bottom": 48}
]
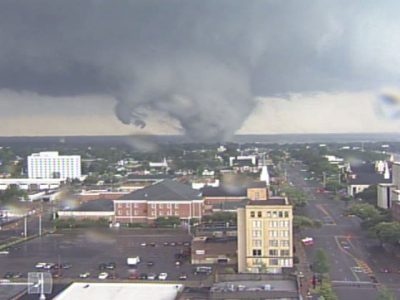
[{"left": 0, "top": 228, "right": 211, "bottom": 282}]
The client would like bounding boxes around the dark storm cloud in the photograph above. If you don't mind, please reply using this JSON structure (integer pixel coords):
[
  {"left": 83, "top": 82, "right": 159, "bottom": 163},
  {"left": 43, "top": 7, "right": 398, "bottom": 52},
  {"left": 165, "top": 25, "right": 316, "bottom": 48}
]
[{"left": 0, "top": 0, "right": 399, "bottom": 140}]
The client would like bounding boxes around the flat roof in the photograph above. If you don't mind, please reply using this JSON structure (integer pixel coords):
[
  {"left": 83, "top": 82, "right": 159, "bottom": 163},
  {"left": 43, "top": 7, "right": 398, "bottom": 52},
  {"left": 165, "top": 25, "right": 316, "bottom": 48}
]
[
  {"left": 54, "top": 282, "right": 184, "bottom": 300},
  {"left": 249, "top": 198, "right": 288, "bottom": 206}
]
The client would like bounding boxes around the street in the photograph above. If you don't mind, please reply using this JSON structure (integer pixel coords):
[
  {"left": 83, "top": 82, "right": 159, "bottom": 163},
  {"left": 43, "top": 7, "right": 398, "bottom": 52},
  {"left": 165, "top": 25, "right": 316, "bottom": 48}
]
[{"left": 287, "top": 161, "right": 400, "bottom": 299}]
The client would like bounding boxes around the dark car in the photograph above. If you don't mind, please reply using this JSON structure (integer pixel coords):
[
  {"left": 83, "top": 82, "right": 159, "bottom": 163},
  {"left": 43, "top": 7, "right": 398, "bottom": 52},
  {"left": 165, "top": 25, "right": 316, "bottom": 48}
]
[
  {"left": 147, "top": 261, "right": 154, "bottom": 267},
  {"left": 139, "top": 273, "right": 148, "bottom": 280},
  {"left": 105, "top": 262, "right": 116, "bottom": 270},
  {"left": 150, "top": 242, "right": 156, "bottom": 247},
  {"left": 4, "top": 272, "right": 13, "bottom": 279}
]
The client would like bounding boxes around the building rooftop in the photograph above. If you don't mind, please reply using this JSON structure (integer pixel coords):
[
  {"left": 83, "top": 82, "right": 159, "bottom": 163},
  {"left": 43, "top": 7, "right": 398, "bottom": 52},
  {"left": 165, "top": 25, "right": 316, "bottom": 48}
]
[
  {"left": 248, "top": 197, "right": 288, "bottom": 206},
  {"left": 202, "top": 186, "right": 247, "bottom": 198},
  {"left": 54, "top": 282, "right": 183, "bottom": 300},
  {"left": 118, "top": 179, "right": 202, "bottom": 201},
  {"left": 348, "top": 173, "right": 391, "bottom": 185}
]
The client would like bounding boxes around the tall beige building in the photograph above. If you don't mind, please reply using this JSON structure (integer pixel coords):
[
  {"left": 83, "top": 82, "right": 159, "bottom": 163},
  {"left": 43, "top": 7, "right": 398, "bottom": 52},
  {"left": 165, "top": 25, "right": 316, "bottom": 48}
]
[{"left": 237, "top": 198, "right": 293, "bottom": 273}]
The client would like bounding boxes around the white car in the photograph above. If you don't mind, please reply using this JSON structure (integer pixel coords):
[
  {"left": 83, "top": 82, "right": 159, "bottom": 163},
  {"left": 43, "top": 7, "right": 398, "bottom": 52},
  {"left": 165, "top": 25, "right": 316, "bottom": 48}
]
[
  {"left": 140, "top": 242, "right": 147, "bottom": 247},
  {"left": 79, "top": 272, "right": 91, "bottom": 278},
  {"left": 158, "top": 273, "right": 168, "bottom": 280},
  {"left": 35, "top": 262, "right": 47, "bottom": 269},
  {"left": 0, "top": 251, "right": 9, "bottom": 255},
  {"left": 98, "top": 272, "right": 109, "bottom": 280},
  {"left": 147, "top": 273, "right": 157, "bottom": 280}
]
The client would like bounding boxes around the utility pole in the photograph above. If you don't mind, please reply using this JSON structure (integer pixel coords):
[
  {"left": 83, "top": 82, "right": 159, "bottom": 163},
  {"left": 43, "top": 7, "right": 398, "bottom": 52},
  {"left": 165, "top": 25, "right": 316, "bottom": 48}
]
[
  {"left": 39, "top": 215, "right": 42, "bottom": 237},
  {"left": 322, "top": 172, "right": 326, "bottom": 188},
  {"left": 24, "top": 216, "right": 27, "bottom": 238}
]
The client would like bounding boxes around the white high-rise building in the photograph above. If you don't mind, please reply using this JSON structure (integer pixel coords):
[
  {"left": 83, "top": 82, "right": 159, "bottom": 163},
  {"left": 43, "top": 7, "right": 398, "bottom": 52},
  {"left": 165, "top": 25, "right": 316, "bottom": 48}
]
[{"left": 28, "top": 152, "right": 81, "bottom": 180}]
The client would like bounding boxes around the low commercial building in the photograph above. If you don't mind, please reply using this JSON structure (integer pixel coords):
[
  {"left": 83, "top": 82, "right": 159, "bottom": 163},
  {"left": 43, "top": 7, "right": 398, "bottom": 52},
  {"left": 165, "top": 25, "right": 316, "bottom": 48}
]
[
  {"left": 237, "top": 198, "right": 293, "bottom": 274},
  {"left": 58, "top": 199, "right": 114, "bottom": 221},
  {"left": 191, "top": 236, "right": 237, "bottom": 265},
  {"left": 210, "top": 273, "right": 300, "bottom": 299},
  {"left": 114, "top": 179, "right": 204, "bottom": 224},
  {"left": 54, "top": 282, "right": 183, "bottom": 300}
]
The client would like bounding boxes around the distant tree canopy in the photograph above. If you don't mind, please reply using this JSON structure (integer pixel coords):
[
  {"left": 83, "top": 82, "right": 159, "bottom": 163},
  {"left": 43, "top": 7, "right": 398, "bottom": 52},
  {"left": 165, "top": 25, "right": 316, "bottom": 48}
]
[{"left": 0, "top": 186, "right": 27, "bottom": 204}]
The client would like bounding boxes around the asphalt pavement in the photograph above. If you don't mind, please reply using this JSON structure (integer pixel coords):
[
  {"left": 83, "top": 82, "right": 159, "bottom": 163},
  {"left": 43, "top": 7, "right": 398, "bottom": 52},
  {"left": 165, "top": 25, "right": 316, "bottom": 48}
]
[{"left": 287, "top": 161, "right": 400, "bottom": 300}]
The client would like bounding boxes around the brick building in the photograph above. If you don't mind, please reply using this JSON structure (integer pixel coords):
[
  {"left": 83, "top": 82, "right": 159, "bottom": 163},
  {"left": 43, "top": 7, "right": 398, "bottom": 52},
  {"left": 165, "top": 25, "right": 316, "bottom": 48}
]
[{"left": 114, "top": 179, "right": 204, "bottom": 224}]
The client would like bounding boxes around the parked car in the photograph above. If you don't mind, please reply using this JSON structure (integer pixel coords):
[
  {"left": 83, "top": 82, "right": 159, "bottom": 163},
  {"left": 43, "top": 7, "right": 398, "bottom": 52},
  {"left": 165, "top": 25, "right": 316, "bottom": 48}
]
[
  {"left": 79, "top": 272, "right": 91, "bottom": 279},
  {"left": 194, "top": 266, "right": 212, "bottom": 275},
  {"left": 128, "top": 272, "right": 139, "bottom": 280},
  {"left": 179, "top": 273, "right": 188, "bottom": 280},
  {"left": 150, "top": 242, "right": 156, "bottom": 247},
  {"left": 98, "top": 272, "right": 109, "bottom": 280},
  {"left": 139, "top": 273, "right": 148, "bottom": 280},
  {"left": 35, "top": 262, "right": 47, "bottom": 269},
  {"left": 44, "top": 263, "right": 56, "bottom": 270},
  {"left": 140, "top": 242, "right": 147, "bottom": 247},
  {"left": 158, "top": 273, "right": 168, "bottom": 280},
  {"left": 163, "top": 242, "right": 169, "bottom": 246},
  {"left": 147, "top": 273, "right": 157, "bottom": 280}
]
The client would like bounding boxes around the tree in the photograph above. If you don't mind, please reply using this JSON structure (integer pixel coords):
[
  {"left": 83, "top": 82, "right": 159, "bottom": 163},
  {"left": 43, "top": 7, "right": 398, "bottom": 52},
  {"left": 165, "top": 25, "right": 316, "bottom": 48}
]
[
  {"left": 293, "top": 216, "right": 321, "bottom": 230},
  {"left": 313, "top": 248, "right": 330, "bottom": 274},
  {"left": 281, "top": 185, "right": 308, "bottom": 208},
  {"left": 346, "top": 203, "right": 380, "bottom": 220},
  {"left": 202, "top": 212, "right": 237, "bottom": 224},
  {"left": 377, "top": 287, "right": 396, "bottom": 300},
  {"left": 0, "top": 186, "right": 27, "bottom": 204},
  {"left": 355, "top": 185, "right": 377, "bottom": 205},
  {"left": 372, "top": 222, "right": 400, "bottom": 246},
  {"left": 154, "top": 216, "right": 181, "bottom": 227}
]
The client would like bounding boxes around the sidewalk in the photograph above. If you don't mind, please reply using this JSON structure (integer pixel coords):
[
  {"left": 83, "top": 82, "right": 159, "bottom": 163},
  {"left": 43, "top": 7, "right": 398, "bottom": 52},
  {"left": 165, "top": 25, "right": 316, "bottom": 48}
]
[{"left": 295, "top": 237, "right": 314, "bottom": 299}]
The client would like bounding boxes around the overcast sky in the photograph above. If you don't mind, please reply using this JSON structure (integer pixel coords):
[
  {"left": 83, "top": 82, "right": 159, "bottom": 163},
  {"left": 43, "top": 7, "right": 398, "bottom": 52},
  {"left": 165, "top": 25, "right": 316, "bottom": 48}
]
[{"left": 1, "top": 1, "right": 400, "bottom": 139}]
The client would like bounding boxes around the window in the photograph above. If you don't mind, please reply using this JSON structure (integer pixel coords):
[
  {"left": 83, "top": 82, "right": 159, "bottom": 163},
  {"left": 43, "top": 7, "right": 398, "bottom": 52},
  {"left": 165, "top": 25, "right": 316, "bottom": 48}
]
[
  {"left": 272, "top": 211, "right": 277, "bottom": 218},
  {"left": 278, "top": 211, "right": 283, "bottom": 218},
  {"left": 281, "top": 250, "right": 290, "bottom": 256},
  {"left": 252, "top": 220, "right": 261, "bottom": 228},
  {"left": 159, "top": 211, "right": 163, "bottom": 216},
  {"left": 175, "top": 204, "right": 179, "bottom": 209},
  {"left": 269, "top": 258, "right": 279, "bottom": 266},
  {"left": 257, "top": 211, "right": 262, "bottom": 218},
  {"left": 269, "top": 249, "right": 278, "bottom": 256},
  {"left": 284, "top": 211, "right": 289, "bottom": 218},
  {"left": 252, "top": 230, "right": 262, "bottom": 237},
  {"left": 266, "top": 211, "right": 271, "bottom": 218},
  {"left": 252, "top": 240, "right": 262, "bottom": 247},
  {"left": 280, "top": 240, "right": 290, "bottom": 247},
  {"left": 250, "top": 211, "right": 255, "bottom": 218},
  {"left": 269, "top": 230, "right": 278, "bottom": 238},
  {"left": 269, "top": 240, "right": 279, "bottom": 247},
  {"left": 252, "top": 249, "right": 262, "bottom": 256}
]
